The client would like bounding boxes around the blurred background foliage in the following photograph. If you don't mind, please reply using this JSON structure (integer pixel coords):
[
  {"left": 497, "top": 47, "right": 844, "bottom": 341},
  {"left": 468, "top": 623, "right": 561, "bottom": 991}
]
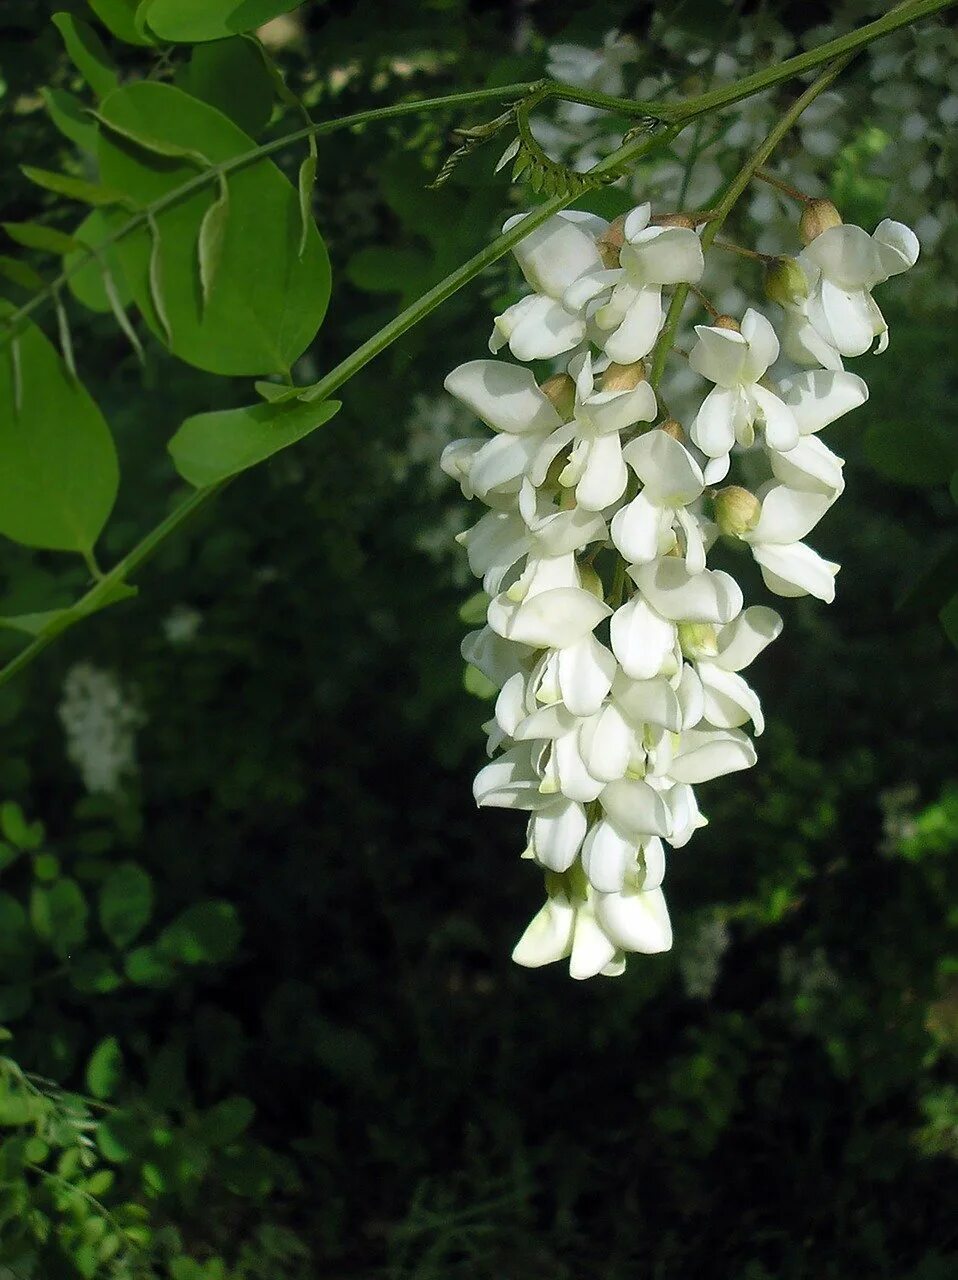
[{"left": 0, "top": 0, "right": 956, "bottom": 1276}]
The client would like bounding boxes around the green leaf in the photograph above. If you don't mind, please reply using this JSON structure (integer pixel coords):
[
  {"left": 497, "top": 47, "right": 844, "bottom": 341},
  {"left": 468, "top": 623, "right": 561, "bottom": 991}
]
[
  {"left": 144, "top": 0, "right": 303, "bottom": 43},
  {"left": 123, "top": 945, "right": 175, "bottom": 987},
  {"left": 88, "top": 0, "right": 156, "bottom": 45},
  {"left": 20, "top": 166, "right": 127, "bottom": 207},
  {"left": 30, "top": 879, "right": 89, "bottom": 958},
  {"left": 99, "top": 862, "right": 153, "bottom": 948},
  {"left": 0, "top": 257, "right": 44, "bottom": 292},
  {"left": 463, "top": 664, "right": 496, "bottom": 699},
  {"left": 0, "top": 306, "right": 119, "bottom": 553},
  {"left": 158, "top": 901, "right": 241, "bottom": 964},
  {"left": 86, "top": 1036, "right": 123, "bottom": 1100},
  {"left": 40, "top": 88, "right": 99, "bottom": 154},
  {"left": 69, "top": 949, "right": 123, "bottom": 994},
  {"left": 198, "top": 180, "right": 230, "bottom": 306},
  {"left": 169, "top": 397, "right": 341, "bottom": 488},
  {"left": 66, "top": 210, "right": 131, "bottom": 315},
  {"left": 198, "top": 1096, "right": 254, "bottom": 1146},
  {"left": 2, "top": 223, "right": 79, "bottom": 255},
  {"left": 97, "top": 81, "right": 331, "bottom": 375},
  {"left": 147, "top": 216, "right": 172, "bottom": 344},
  {"left": 177, "top": 37, "right": 274, "bottom": 136},
  {"left": 52, "top": 13, "right": 119, "bottom": 100},
  {"left": 0, "top": 802, "right": 44, "bottom": 850}
]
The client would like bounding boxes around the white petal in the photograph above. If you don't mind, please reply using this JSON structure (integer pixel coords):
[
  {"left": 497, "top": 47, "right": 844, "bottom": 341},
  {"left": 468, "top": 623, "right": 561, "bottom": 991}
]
[
  {"left": 612, "top": 671, "right": 682, "bottom": 732},
  {"left": 691, "top": 385, "right": 739, "bottom": 459},
  {"left": 689, "top": 325, "right": 749, "bottom": 388},
  {"left": 664, "top": 782, "right": 705, "bottom": 848},
  {"left": 640, "top": 836, "right": 666, "bottom": 890},
  {"left": 529, "top": 799, "right": 588, "bottom": 871},
  {"left": 769, "top": 435, "right": 845, "bottom": 496},
  {"left": 569, "top": 904, "right": 618, "bottom": 979},
  {"left": 583, "top": 380, "right": 658, "bottom": 436},
  {"left": 512, "top": 895, "right": 576, "bottom": 967},
  {"left": 751, "top": 384, "right": 800, "bottom": 453},
  {"left": 630, "top": 559, "right": 743, "bottom": 624},
  {"left": 811, "top": 280, "right": 876, "bottom": 358},
  {"left": 600, "top": 777, "right": 672, "bottom": 836},
  {"left": 554, "top": 732, "right": 606, "bottom": 803},
  {"left": 624, "top": 225, "right": 704, "bottom": 286},
  {"left": 461, "top": 626, "right": 525, "bottom": 689},
  {"left": 575, "top": 432, "right": 629, "bottom": 511},
  {"left": 494, "top": 670, "right": 528, "bottom": 738},
  {"left": 669, "top": 727, "right": 758, "bottom": 784},
  {"left": 676, "top": 662, "right": 705, "bottom": 728},
  {"left": 747, "top": 485, "right": 834, "bottom": 545},
  {"left": 611, "top": 491, "right": 666, "bottom": 564},
  {"left": 578, "top": 704, "right": 632, "bottom": 783},
  {"left": 752, "top": 542, "right": 839, "bottom": 602},
  {"left": 602, "top": 285, "right": 665, "bottom": 363},
  {"left": 778, "top": 368, "right": 868, "bottom": 434},
  {"left": 557, "top": 633, "right": 617, "bottom": 717},
  {"left": 623, "top": 429, "right": 704, "bottom": 505},
  {"left": 715, "top": 606, "right": 783, "bottom": 672},
  {"left": 740, "top": 307, "right": 779, "bottom": 381},
  {"left": 459, "top": 510, "right": 528, "bottom": 593},
  {"left": 489, "top": 587, "right": 611, "bottom": 649},
  {"left": 697, "top": 661, "right": 765, "bottom": 734},
  {"left": 473, "top": 745, "right": 548, "bottom": 809},
  {"left": 496, "top": 294, "right": 586, "bottom": 362},
  {"left": 593, "top": 885, "right": 672, "bottom": 954},
  {"left": 623, "top": 203, "right": 652, "bottom": 240},
  {"left": 509, "top": 210, "right": 606, "bottom": 296},
  {"left": 445, "top": 359, "right": 561, "bottom": 435},
  {"left": 873, "top": 218, "right": 920, "bottom": 277},
  {"left": 803, "top": 224, "right": 883, "bottom": 289},
  {"left": 582, "top": 819, "right": 636, "bottom": 892},
  {"left": 610, "top": 595, "right": 676, "bottom": 680}
]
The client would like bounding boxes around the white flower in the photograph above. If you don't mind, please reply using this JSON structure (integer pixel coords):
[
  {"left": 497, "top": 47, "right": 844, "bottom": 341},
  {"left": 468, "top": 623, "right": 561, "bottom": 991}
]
[
  {"left": 490, "top": 212, "right": 607, "bottom": 361},
  {"left": 532, "top": 352, "right": 657, "bottom": 511},
  {"left": 687, "top": 605, "right": 783, "bottom": 735},
  {"left": 610, "top": 427, "right": 707, "bottom": 572},
  {"left": 743, "top": 484, "right": 841, "bottom": 602},
  {"left": 782, "top": 219, "right": 919, "bottom": 367},
  {"left": 58, "top": 663, "right": 144, "bottom": 795},
  {"left": 442, "top": 360, "right": 561, "bottom": 501},
  {"left": 587, "top": 204, "right": 705, "bottom": 362},
  {"left": 689, "top": 308, "right": 799, "bottom": 482}
]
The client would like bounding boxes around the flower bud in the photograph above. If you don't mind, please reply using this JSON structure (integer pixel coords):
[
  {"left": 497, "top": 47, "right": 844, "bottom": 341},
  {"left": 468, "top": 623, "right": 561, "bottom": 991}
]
[
  {"left": 713, "top": 485, "right": 761, "bottom": 537},
  {"left": 799, "top": 198, "right": 842, "bottom": 245},
  {"left": 677, "top": 621, "right": 719, "bottom": 660},
  {"left": 764, "top": 256, "right": 808, "bottom": 306},
  {"left": 713, "top": 314, "right": 740, "bottom": 332},
  {"left": 596, "top": 215, "right": 627, "bottom": 268},
  {"left": 601, "top": 361, "right": 646, "bottom": 393},
  {"left": 539, "top": 373, "right": 576, "bottom": 421},
  {"left": 658, "top": 418, "right": 685, "bottom": 441}
]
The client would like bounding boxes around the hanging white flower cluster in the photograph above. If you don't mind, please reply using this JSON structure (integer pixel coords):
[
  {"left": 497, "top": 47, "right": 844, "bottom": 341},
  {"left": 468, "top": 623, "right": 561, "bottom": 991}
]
[{"left": 441, "top": 197, "right": 918, "bottom": 979}]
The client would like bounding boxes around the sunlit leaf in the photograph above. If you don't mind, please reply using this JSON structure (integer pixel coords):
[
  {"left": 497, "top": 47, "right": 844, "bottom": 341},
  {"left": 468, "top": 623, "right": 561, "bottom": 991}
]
[
  {"left": 88, "top": 0, "right": 156, "bottom": 45},
  {"left": 66, "top": 210, "right": 131, "bottom": 314},
  {"left": 20, "top": 165, "right": 127, "bottom": 207},
  {"left": 97, "top": 81, "right": 331, "bottom": 375},
  {"left": 86, "top": 1036, "right": 123, "bottom": 1100},
  {"left": 144, "top": 0, "right": 303, "bottom": 44},
  {"left": 169, "top": 397, "right": 341, "bottom": 487},
  {"left": 2, "top": 222, "right": 79, "bottom": 255},
  {"left": 0, "top": 304, "right": 119, "bottom": 553}
]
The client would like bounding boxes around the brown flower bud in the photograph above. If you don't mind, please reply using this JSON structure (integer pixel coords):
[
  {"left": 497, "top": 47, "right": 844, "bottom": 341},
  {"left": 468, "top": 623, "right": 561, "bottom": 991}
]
[
  {"left": 713, "top": 485, "right": 761, "bottom": 537},
  {"left": 539, "top": 373, "right": 576, "bottom": 421},
  {"left": 713, "top": 314, "right": 741, "bottom": 332},
  {"left": 799, "top": 198, "right": 842, "bottom": 245},
  {"left": 601, "top": 361, "right": 647, "bottom": 393},
  {"left": 651, "top": 212, "right": 697, "bottom": 229},
  {"left": 596, "top": 215, "right": 628, "bottom": 268}
]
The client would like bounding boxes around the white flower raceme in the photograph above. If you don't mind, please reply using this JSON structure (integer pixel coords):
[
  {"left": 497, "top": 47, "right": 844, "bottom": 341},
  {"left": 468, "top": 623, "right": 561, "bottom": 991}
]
[
  {"left": 441, "top": 192, "right": 918, "bottom": 980},
  {"left": 781, "top": 219, "right": 920, "bottom": 368},
  {"left": 689, "top": 308, "right": 799, "bottom": 483}
]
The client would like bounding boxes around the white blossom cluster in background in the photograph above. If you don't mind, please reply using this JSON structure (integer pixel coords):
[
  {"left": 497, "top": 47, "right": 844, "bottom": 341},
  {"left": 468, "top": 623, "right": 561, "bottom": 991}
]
[
  {"left": 531, "top": 9, "right": 955, "bottom": 310},
  {"left": 441, "top": 194, "right": 918, "bottom": 978},
  {"left": 58, "top": 662, "right": 144, "bottom": 795}
]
